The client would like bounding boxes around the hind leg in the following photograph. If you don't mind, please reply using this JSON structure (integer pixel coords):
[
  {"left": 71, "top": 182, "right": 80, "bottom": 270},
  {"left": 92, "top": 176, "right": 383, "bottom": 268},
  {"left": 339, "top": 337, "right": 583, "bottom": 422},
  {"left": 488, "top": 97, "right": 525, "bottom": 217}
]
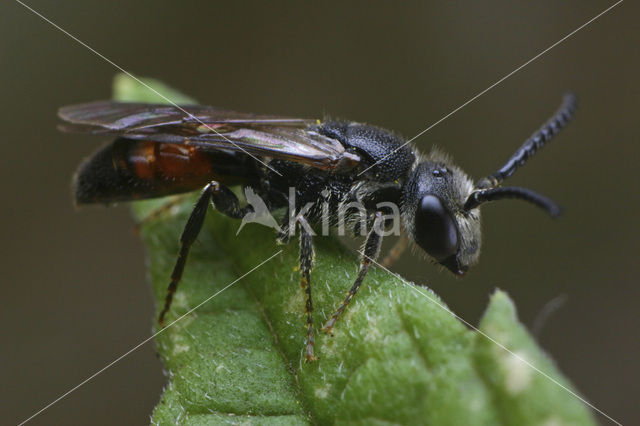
[{"left": 158, "top": 181, "right": 250, "bottom": 326}]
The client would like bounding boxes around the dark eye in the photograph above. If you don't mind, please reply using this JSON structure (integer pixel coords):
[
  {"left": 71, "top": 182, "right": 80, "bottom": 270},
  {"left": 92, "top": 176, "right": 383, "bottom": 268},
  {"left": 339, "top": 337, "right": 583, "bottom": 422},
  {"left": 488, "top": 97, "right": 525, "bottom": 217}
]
[{"left": 414, "top": 195, "right": 459, "bottom": 260}]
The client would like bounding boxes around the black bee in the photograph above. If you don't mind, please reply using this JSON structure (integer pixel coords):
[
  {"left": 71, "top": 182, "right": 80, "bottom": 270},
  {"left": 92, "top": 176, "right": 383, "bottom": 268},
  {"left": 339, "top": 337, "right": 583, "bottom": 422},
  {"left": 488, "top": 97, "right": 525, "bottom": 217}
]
[{"left": 59, "top": 93, "right": 576, "bottom": 361}]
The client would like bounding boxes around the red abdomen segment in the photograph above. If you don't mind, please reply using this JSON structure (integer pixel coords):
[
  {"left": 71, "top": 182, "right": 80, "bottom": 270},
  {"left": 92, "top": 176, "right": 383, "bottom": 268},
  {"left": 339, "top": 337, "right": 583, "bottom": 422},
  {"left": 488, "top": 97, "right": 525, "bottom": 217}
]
[{"left": 74, "top": 138, "right": 252, "bottom": 204}]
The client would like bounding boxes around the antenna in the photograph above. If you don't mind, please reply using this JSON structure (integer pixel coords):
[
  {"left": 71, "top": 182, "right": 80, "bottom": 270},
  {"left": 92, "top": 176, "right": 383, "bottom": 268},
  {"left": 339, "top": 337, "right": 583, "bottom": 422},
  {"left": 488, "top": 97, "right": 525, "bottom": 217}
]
[{"left": 476, "top": 93, "right": 577, "bottom": 189}]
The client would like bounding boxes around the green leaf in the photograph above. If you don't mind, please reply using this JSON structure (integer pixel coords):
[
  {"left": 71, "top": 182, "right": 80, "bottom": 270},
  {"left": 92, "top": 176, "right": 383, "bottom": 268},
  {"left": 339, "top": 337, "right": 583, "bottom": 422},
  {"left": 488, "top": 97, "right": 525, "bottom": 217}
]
[
  {"left": 114, "top": 74, "right": 597, "bottom": 425},
  {"left": 113, "top": 73, "right": 197, "bottom": 104}
]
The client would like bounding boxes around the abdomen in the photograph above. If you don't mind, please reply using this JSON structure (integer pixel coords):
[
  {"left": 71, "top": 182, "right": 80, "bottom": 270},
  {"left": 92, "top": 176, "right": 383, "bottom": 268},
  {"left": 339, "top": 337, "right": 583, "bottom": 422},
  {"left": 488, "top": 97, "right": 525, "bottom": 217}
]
[{"left": 74, "top": 138, "right": 256, "bottom": 204}]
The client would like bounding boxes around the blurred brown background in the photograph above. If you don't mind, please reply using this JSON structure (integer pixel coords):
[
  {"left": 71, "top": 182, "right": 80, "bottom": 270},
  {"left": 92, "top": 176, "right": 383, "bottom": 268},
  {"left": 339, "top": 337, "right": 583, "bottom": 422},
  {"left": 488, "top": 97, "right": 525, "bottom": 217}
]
[{"left": 1, "top": 1, "right": 637, "bottom": 424}]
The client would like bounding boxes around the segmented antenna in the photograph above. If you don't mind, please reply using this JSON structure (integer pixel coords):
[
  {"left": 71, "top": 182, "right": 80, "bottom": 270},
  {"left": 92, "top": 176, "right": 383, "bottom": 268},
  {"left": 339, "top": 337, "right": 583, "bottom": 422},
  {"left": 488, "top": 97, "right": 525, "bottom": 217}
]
[
  {"left": 476, "top": 93, "right": 577, "bottom": 189},
  {"left": 464, "top": 186, "right": 561, "bottom": 217}
]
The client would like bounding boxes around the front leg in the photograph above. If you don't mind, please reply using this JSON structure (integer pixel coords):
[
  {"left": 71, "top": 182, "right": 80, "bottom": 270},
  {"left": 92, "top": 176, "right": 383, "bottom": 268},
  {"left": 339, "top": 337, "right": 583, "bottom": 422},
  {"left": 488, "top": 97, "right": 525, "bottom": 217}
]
[
  {"left": 381, "top": 233, "right": 409, "bottom": 268},
  {"left": 134, "top": 193, "right": 192, "bottom": 234},
  {"left": 321, "top": 211, "right": 384, "bottom": 335}
]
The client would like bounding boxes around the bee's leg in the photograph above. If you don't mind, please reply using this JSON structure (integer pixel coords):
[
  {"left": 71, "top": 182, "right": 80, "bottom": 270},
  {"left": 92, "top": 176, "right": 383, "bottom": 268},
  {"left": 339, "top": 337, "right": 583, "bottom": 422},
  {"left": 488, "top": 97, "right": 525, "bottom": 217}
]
[
  {"left": 134, "top": 193, "right": 192, "bottom": 234},
  {"left": 274, "top": 209, "right": 316, "bottom": 360},
  {"left": 276, "top": 208, "right": 293, "bottom": 245},
  {"left": 209, "top": 184, "right": 252, "bottom": 219},
  {"left": 322, "top": 211, "right": 384, "bottom": 335},
  {"left": 158, "top": 181, "right": 249, "bottom": 326},
  {"left": 381, "top": 233, "right": 409, "bottom": 268},
  {"left": 297, "top": 215, "right": 317, "bottom": 362}
]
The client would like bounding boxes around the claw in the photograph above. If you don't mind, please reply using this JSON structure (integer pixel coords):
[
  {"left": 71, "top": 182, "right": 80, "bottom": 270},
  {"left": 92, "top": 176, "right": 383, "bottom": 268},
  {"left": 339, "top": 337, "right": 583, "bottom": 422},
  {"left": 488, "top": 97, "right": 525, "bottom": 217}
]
[
  {"left": 320, "top": 323, "right": 335, "bottom": 336},
  {"left": 305, "top": 339, "right": 317, "bottom": 362}
]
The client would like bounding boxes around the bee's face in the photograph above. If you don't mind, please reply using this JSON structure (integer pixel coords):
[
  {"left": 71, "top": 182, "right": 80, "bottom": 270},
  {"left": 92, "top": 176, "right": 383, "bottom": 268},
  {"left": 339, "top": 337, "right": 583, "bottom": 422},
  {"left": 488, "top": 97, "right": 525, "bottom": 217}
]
[{"left": 402, "top": 154, "right": 481, "bottom": 275}]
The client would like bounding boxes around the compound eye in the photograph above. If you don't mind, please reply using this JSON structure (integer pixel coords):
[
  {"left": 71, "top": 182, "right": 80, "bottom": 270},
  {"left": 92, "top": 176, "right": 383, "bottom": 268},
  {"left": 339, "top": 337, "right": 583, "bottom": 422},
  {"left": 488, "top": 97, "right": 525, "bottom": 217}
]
[{"left": 414, "top": 195, "right": 459, "bottom": 260}]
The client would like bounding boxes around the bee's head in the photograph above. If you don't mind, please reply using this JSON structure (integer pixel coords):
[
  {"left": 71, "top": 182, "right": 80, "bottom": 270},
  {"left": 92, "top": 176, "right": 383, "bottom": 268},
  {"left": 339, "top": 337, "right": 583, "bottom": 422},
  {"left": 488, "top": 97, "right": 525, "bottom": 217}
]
[
  {"left": 401, "top": 151, "right": 481, "bottom": 275},
  {"left": 401, "top": 144, "right": 564, "bottom": 275},
  {"left": 401, "top": 94, "right": 575, "bottom": 275}
]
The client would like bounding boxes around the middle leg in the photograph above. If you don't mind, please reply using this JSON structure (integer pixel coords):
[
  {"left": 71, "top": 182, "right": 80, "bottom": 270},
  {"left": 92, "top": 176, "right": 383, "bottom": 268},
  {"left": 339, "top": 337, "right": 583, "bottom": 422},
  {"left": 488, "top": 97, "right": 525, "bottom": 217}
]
[{"left": 297, "top": 215, "right": 317, "bottom": 362}]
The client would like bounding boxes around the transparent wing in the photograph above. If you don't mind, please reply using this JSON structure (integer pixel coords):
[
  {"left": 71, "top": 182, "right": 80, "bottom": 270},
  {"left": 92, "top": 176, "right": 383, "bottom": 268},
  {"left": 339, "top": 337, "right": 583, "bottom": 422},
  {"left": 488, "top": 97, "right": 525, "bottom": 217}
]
[{"left": 59, "top": 101, "right": 359, "bottom": 171}]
